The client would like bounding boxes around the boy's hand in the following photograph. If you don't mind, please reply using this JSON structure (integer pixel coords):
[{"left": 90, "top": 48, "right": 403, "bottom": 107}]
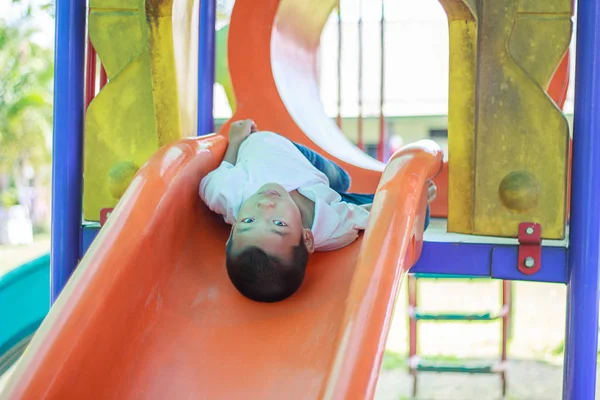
[
  {"left": 427, "top": 181, "right": 437, "bottom": 204},
  {"left": 229, "top": 119, "right": 258, "bottom": 145},
  {"left": 224, "top": 119, "right": 258, "bottom": 165}
]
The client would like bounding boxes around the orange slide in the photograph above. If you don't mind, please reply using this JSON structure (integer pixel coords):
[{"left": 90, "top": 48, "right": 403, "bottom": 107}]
[
  {"left": 2, "top": 0, "right": 571, "bottom": 396},
  {"left": 3, "top": 134, "right": 442, "bottom": 399},
  {"left": 1, "top": 1, "right": 444, "bottom": 398}
]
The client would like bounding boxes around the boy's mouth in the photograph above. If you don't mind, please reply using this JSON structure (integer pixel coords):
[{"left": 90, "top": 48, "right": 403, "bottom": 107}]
[{"left": 260, "top": 190, "right": 281, "bottom": 197}]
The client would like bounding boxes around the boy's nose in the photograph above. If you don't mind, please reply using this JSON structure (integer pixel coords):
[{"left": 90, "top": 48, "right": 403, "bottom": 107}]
[{"left": 257, "top": 199, "right": 276, "bottom": 209}]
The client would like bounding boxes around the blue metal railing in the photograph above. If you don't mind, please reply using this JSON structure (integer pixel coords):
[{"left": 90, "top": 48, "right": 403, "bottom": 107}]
[
  {"left": 197, "top": 0, "right": 216, "bottom": 135},
  {"left": 50, "top": 0, "right": 86, "bottom": 303},
  {"left": 563, "top": 0, "right": 600, "bottom": 398}
]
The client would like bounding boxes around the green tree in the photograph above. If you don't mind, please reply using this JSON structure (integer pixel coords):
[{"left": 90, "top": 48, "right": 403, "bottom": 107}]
[{"left": 0, "top": 2, "right": 53, "bottom": 208}]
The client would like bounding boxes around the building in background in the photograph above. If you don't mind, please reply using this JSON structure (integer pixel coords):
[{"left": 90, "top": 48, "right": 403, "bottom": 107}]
[{"left": 215, "top": 0, "right": 576, "bottom": 162}]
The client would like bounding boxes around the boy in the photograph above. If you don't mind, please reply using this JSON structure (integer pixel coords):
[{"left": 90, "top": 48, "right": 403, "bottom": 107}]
[{"left": 200, "top": 120, "right": 436, "bottom": 303}]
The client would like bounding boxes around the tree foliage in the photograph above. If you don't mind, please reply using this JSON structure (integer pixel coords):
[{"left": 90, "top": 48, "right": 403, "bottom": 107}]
[{"left": 0, "top": 0, "right": 54, "bottom": 182}]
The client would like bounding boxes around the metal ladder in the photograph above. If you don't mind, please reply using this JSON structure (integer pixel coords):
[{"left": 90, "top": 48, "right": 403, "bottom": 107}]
[{"left": 407, "top": 273, "right": 513, "bottom": 397}]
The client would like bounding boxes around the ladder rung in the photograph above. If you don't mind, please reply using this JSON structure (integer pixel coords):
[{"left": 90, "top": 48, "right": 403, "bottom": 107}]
[
  {"left": 409, "top": 357, "right": 506, "bottom": 374},
  {"left": 411, "top": 273, "right": 490, "bottom": 280},
  {"left": 410, "top": 306, "right": 508, "bottom": 321}
]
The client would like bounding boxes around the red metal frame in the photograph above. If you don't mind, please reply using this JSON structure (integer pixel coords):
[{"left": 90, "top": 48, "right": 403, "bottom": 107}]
[
  {"left": 377, "top": 0, "right": 385, "bottom": 162},
  {"left": 99, "top": 63, "right": 108, "bottom": 88},
  {"left": 408, "top": 276, "right": 511, "bottom": 397},
  {"left": 85, "top": 38, "right": 108, "bottom": 111},
  {"left": 99, "top": 208, "right": 114, "bottom": 226},
  {"left": 336, "top": 3, "right": 342, "bottom": 129},
  {"left": 85, "top": 37, "right": 97, "bottom": 110},
  {"left": 408, "top": 275, "right": 418, "bottom": 363},
  {"left": 356, "top": 0, "right": 364, "bottom": 150},
  {"left": 407, "top": 275, "right": 418, "bottom": 397},
  {"left": 517, "top": 223, "right": 542, "bottom": 275},
  {"left": 501, "top": 280, "right": 511, "bottom": 396},
  {"left": 83, "top": 29, "right": 108, "bottom": 175}
]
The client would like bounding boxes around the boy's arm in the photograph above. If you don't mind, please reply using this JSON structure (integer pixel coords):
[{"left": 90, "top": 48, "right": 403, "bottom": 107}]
[
  {"left": 223, "top": 141, "right": 242, "bottom": 165},
  {"left": 199, "top": 119, "right": 258, "bottom": 223},
  {"left": 199, "top": 163, "right": 244, "bottom": 224},
  {"left": 223, "top": 119, "right": 258, "bottom": 164}
]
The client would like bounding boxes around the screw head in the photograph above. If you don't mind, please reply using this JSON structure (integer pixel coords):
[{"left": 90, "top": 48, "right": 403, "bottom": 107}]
[
  {"left": 526, "top": 227, "right": 534, "bottom": 235},
  {"left": 524, "top": 257, "right": 535, "bottom": 268}
]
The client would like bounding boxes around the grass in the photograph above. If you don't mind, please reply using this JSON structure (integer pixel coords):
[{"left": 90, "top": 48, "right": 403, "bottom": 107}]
[
  {"left": 382, "top": 350, "right": 492, "bottom": 371},
  {"left": 382, "top": 351, "right": 406, "bottom": 370},
  {"left": 0, "top": 233, "right": 50, "bottom": 276},
  {"left": 550, "top": 340, "right": 600, "bottom": 362}
]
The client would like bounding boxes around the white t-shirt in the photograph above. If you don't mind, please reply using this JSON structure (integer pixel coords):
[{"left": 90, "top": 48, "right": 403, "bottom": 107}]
[{"left": 199, "top": 131, "right": 370, "bottom": 251}]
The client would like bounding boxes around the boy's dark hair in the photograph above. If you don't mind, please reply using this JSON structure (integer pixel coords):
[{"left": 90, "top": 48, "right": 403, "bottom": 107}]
[{"left": 225, "top": 239, "right": 309, "bottom": 302}]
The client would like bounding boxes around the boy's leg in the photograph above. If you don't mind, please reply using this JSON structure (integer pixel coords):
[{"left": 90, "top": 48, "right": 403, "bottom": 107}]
[
  {"left": 293, "top": 143, "right": 351, "bottom": 193},
  {"left": 291, "top": 142, "right": 430, "bottom": 230},
  {"left": 338, "top": 193, "right": 374, "bottom": 205},
  {"left": 339, "top": 193, "right": 431, "bottom": 231}
]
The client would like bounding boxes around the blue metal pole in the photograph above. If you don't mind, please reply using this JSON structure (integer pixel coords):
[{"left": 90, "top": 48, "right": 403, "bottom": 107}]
[
  {"left": 563, "top": 0, "right": 600, "bottom": 397},
  {"left": 197, "top": 0, "right": 216, "bottom": 135},
  {"left": 50, "top": 0, "right": 86, "bottom": 303}
]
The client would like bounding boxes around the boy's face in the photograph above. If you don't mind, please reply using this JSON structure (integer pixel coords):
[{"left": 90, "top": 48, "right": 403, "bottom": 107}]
[{"left": 230, "top": 183, "right": 308, "bottom": 261}]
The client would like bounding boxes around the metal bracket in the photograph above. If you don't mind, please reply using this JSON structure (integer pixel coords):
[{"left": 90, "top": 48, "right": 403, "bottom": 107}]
[
  {"left": 100, "top": 208, "right": 114, "bottom": 227},
  {"left": 517, "top": 222, "right": 541, "bottom": 275}
]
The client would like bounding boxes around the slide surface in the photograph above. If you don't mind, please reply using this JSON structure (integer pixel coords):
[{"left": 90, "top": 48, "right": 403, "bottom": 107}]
[
  {"left": 2, "top": 134, "right": 442, "bottom": 399},
  {"left": 0, "top": 255, "right": 50, "bottom": 375},
  {"left": 1, "top": 0, "right": 572, "bottom": 396}
]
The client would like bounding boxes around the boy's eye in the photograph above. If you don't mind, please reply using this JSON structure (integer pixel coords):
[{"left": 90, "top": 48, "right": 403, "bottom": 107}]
[
  {"left": 273, "top": 220, "right": 287, "bottom": 227},
  {"left": 241, "top": 217, "right": 255, "bottom": 223}
]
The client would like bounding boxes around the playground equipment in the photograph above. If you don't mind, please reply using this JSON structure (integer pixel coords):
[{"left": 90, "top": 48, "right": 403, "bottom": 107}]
[
  {"left": 1, "top": 0, "right": 599, "bottom": 399},
  {"left": 444, "top": 1, "right": 572, "bottom": 240},
  {"left": 405, "top": 10, "right": 572, "bottom": 390},
  {"left": 407, "top": 274, "right": 512, "bottom": 396},
  {"left": 0, "top": 255, "right": 50, "bottom": 376}
]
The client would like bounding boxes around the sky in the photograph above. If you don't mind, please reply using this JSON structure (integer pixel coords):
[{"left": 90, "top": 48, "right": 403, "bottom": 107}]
[{"left": 316, "top": 0, "right": 577, "bottom": 118}]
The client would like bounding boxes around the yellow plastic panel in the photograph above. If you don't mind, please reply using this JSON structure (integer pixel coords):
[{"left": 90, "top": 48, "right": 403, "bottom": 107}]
[
  {"left": 442, "top": 0, "right": 571, "bottom": 239},
  {"left": 84, "top": 0, "right": 186, "bottom": 221},
  {"left": 173, "top": 0, "right": 200, "bottom": 136},
  {"left": 88, "top": 11, "right": 143, "bottom": 77},
  {"left": 473, "top": 0, "right": 571, "bottom": 239},
  {"left": 517, "top": 0, "right": 571, "bottom": 13},
  {"left": 84, "top": 52, "right": 158, "bottom": 219},
  {"left": 90, "top": 0, "right": 139, "bottom": 8},
  {"left": 438, "top": 0, "right": 478, "bottom": 233},
  {"left": 440, "top": 0, "right": 477, "bottom": 19},
  {"left": 508, "top": 14, "right": 572, "bottom": 88},
  {"left": 147, "top": 0, "right": 182, "bottom": 146}
]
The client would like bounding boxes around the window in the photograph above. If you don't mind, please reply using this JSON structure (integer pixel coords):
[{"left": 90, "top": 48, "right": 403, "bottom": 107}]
[
  {"left": 429, "top": 129, "right": 448, "bottom": 138},
  {"left": 364, "top": 143, "right": 378, "bottom": 158}
]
